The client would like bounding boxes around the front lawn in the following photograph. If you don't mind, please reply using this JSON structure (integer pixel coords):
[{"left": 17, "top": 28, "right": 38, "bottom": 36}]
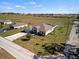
[{"left": 0, "top": 29, "right": 23, "bottom": 37}]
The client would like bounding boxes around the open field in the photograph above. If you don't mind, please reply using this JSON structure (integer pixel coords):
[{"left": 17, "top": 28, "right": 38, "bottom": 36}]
[
  {"left": 0, "top": 48, "right": 15, "bottom": 59},
  {"left": 0, "top": 13, "right": 74, "bottom": 25},
  {"left": 0, "top": 13, "right": 74, "bottom": 55}
]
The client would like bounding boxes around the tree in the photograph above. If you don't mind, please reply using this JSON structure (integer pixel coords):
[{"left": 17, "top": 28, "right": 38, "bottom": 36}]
[
  {"left": 76, "top": 15, "right": 79, "bottom": 22},
  {"left": 9, "top": 24, "right": 14, "bottom": 29},
  {"left": 0, "top": 22, "right": 4, "bottom": 28},
  {"left": 26, "top": 33, "right": 32, "bottom": 40},
  {"left": 76, "top": 15, "right": 79, "bottom": 19}
]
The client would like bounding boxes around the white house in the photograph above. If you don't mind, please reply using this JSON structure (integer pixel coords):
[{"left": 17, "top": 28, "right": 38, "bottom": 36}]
[
  {"left": 12, "top": 22, "right": 28, "bottom": 29},
  {"left": 31, "top": 24, "right": 57, "bottom": 36},
  {"left": 4, "top": 20, "right": 13, "bottom": 24},
  {"left": 0, "top": 20, "right": 14, "bottom": 25},
  {"left": 39, "top": 24, "right": 58, "bottom": 35}
]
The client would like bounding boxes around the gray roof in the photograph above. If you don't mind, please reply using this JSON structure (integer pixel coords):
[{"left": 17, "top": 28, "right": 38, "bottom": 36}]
[
  {"left": 32, "top": 24, "right": 53, "bottom": 32},
  {"left": 40, "top": 24, "right": 53, "bottom": 32}
]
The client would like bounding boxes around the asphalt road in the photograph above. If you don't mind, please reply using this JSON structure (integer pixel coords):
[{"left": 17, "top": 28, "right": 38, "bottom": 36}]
[{"left": 0, "top": 37, "right": 34, "bottom": 59}]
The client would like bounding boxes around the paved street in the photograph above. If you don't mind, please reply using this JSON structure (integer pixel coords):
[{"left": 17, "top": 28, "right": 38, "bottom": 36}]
[
  {"left": 5, "top": 32, "right": 27, "bottom": 41},
  {"left": 67, "top": 21, "right": 79, "bottom": 47},
  {"left": 0, "top": 37, "right": 34, "bottom": 59}
]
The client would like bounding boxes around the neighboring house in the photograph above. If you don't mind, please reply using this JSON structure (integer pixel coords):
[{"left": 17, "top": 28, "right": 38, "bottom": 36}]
[
  {"left": 30, "top": 24, "right": 57, "bottom": 36},
  {"left": 0, "top": 20, "right": 14, "bottom": 25},
  {"left": 12, "top": 22, "right": 28, "bottom": 29},
  {"left": 4, "top": 20, "right": 13, "bottom": 24}
]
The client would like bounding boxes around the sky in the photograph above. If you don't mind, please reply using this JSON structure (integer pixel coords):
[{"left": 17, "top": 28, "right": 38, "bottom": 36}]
[{"left": 0, "top": 0, "right": 79, "bottom": 14}]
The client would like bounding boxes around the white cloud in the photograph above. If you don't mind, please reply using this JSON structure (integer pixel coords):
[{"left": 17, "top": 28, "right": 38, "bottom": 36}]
[
  {"left": 1, "top": 2, "right": 9, "bottom": 5},
  {"left": 7, "top": 7, "right": 13, "bottom": 9},
  {"left": 34, "top": 4, "right": 42, "bottom": 8},
  {"left": 15, "top": 5, "right": 26, "bottom": 9},
  {"left": 24, "top": 1, "right": 36, "bottom": 5},
  {"left": 29, "top": 1, "right": 36, "bottom": 5},
  {"left": 23, "top": 1, "right": 42, "bottom": 8}
]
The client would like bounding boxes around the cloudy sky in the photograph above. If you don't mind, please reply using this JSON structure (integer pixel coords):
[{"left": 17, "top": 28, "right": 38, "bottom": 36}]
[{"left": 0, "top": 0, "right": 79, "bottom": 14}]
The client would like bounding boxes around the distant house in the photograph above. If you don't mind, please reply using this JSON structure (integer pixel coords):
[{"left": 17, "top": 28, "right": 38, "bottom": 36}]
[
  {"left": 0, "top": 20, "right": 14, "bottom": 25},
  {"left": 4, "top": 20, "right": 13, "bottom": 24},
  {"left": 12, "top": 22, "right": 28, "bottom": 29},
  {"left": 30, "top": 24, "right": 57, "bottom": 36}
]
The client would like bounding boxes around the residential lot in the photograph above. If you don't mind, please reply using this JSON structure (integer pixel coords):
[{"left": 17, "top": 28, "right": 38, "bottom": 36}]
[{"left": 0, "top": 14, "right": 74, "bottom": 55}]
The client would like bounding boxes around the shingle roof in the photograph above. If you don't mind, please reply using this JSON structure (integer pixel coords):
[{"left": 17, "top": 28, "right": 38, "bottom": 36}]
[
  {"left": 32, "top": 23, "right": 53, "bottom": 32},
  {"left": 39, "top": 24, "right": 53, "bottom": 32}
]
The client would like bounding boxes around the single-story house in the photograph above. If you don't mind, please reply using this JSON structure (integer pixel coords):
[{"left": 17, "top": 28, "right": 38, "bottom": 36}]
[
  {"left": 0, "top": 20, "right": 14, "bottom": 25},
  {"left": 30, "top": 24, "right": 58, "bottom": 36},
  {"left": 12, "top": 22, "right": 28, "bottom": 29}
]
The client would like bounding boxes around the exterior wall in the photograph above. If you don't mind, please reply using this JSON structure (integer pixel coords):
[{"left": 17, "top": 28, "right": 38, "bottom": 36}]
[
  {"left": 45, "top": 29, "right": 53, "bottom": 35},
  {"left": 4, "top": 22, "right": 13, "bottom": 24},
  {"left": 31, "top": 27, "right": 37, "bottom": 34},
  {"left": 45, "top": 25, "right": 58, "bottom": 35},
  {"left": 38, "top": 31, "right": 45, "bottom": 36},
  {"left": 31, "top": 25, "right": 58, "bottom": 36}
]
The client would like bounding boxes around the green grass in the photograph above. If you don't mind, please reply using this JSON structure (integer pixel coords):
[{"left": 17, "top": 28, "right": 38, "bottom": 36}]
[
  {"left": 0, "top": 24, "right": 10, "bottom": 28},
  {"left": 0, "top": 29, "right": 23, "bottom": 37},
  {"left": 0, "top": 13, "right": 74, "bottom": 55}
]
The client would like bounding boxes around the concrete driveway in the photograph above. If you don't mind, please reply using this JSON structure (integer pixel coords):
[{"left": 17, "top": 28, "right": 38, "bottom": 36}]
[{"left": 5, "top": 32, "right": 27, "bottom": 41}]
